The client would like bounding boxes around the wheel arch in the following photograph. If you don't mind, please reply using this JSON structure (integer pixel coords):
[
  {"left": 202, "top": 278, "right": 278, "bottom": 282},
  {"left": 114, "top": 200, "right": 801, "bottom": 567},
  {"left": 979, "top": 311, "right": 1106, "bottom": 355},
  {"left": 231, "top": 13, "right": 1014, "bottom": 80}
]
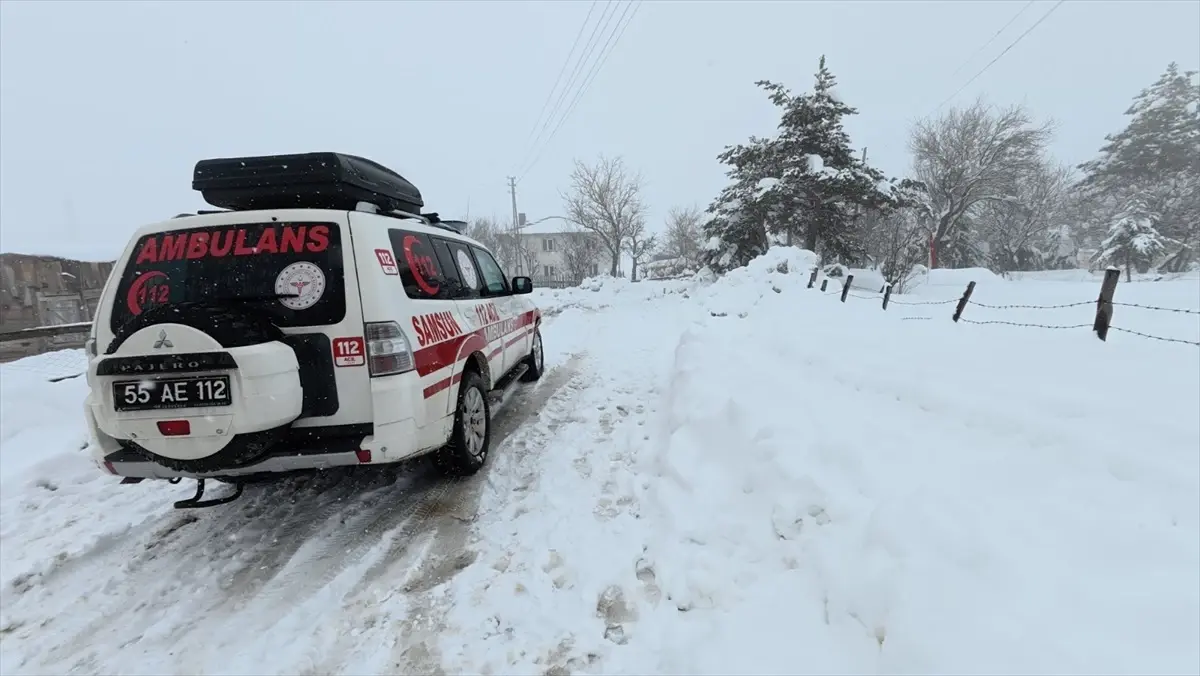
[{"left": 447, "top": 333, "right": 490, "bottom": 416}]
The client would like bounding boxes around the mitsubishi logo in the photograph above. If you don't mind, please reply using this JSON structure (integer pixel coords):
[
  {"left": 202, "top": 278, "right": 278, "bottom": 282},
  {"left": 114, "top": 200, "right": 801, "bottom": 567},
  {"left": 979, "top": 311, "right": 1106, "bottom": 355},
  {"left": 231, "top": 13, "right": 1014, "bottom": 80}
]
[{"left": 153, "top": 329, "right": 173, "bottom": 350}]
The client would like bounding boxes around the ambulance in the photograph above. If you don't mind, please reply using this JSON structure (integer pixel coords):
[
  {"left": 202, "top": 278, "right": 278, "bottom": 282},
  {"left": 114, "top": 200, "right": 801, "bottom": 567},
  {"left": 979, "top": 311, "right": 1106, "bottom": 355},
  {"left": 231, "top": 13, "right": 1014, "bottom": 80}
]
[{"left": 82, "top": 152, "right": 543, "bottom": 507}]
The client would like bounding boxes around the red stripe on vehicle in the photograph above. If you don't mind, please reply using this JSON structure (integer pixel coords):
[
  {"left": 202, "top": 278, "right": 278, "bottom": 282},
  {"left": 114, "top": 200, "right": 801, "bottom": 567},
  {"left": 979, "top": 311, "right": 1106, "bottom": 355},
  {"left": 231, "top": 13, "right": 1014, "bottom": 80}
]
[{"left": 416, "top": 310, "right": 536, "bottom": 399}]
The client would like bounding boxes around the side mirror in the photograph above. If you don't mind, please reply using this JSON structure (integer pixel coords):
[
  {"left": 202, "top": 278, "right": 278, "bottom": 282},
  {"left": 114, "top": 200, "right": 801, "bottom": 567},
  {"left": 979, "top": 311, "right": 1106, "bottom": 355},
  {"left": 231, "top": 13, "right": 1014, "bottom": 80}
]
[{"left": 511, "top": 276, "right": 533, "bottom": 294}]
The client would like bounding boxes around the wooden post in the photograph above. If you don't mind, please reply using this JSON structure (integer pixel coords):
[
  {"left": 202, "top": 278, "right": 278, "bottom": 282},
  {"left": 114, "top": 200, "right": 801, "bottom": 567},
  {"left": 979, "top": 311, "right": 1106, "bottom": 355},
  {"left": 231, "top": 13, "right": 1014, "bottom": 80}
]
[
  {"left": 952, "top": 281, "right": 975, "bottom": 322},
  {"left": 882, "top": 284, "right": 892, "bottom": 310},
  {"left": 840, "top": 275, "right": 854, "bottom": 303},
  {"left": 1093, "top": 267, "right": 1120, "bottom": 341},
  {"left": 820, "top": 279, "right": 828, "bottom": 292},
  {"left": 808, "top": 268, "right": 818, "bottom": 289}
]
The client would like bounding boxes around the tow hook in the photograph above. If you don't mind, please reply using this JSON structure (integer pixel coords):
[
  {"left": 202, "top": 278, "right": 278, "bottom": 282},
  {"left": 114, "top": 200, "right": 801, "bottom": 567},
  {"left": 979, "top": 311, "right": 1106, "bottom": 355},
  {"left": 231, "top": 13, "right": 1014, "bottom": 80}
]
[{"left": 173, "top": 478, "right": 243, "bottom": 509}]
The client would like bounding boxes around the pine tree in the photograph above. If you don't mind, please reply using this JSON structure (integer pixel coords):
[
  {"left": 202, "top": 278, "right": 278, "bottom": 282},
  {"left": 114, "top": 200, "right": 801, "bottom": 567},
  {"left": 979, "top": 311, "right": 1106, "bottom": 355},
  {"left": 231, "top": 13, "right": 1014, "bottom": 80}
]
[
  {"left": 1091, "top": 193, "right": 1177, "bottom": 281},
  {"left": 758, "top": 57, "right": 891, "bottom": 259},
  {"left": 702, "top": 57, "right": 893, "bottom": 272},
  {"left": 1077, "top": 63, "right": 1200, "bottom": 255},
  {"left": 700, "top": 138, "right": 777, "bottom": 273}
]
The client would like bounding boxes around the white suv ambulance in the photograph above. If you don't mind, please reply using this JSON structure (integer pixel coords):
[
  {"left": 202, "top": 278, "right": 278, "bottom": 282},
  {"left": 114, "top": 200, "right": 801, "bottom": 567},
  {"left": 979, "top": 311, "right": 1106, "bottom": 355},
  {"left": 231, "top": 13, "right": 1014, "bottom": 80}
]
[{"left": 82, "top": 152, "right": 544, "bottom": 508}]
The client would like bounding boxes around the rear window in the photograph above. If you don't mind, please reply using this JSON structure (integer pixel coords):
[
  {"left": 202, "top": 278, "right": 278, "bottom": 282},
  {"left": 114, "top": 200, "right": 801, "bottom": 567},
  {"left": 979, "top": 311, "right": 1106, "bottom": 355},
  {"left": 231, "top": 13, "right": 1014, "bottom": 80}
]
[{"left": 110, "top": 221, "right": 345, "bottom": 332}]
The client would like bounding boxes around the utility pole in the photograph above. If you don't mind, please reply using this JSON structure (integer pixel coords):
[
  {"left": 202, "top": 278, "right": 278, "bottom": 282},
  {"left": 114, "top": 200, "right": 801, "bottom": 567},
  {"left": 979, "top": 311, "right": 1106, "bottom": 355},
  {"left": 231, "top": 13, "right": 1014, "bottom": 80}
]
[{"left": 507, "top": 176, "right": 521, "bottom": 275}]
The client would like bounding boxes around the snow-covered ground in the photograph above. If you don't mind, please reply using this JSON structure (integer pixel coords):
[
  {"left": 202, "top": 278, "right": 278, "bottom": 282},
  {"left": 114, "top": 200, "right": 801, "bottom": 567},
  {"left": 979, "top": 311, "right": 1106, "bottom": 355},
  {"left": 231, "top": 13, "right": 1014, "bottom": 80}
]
[{"left": 2, "top": 249, "right": 1198, "bottom": 675}]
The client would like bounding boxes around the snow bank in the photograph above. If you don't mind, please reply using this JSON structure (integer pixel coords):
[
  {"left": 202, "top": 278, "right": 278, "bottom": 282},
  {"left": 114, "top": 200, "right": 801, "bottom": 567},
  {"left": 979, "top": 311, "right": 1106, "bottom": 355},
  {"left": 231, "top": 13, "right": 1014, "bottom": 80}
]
[
  {"left": 2, "top": 246, "right": 1197, "bottom": 675},
  {"left": 920, "top": 266, "right": 1003, "bottom": 289},
  {"left": 690, "top": 246, "right": 818, "bottom": 317},
  {"left": 633, "top": 247, "right": 1200, "bottom": 674},
  {"left": 532, "top": 274, "right": 697, "bottom": 317},
  {"left": 0, "top": 351, "right": 183, "bottom": 594},
  {"left": 0, "top": 350, "right": 91, "bottom": 488}
]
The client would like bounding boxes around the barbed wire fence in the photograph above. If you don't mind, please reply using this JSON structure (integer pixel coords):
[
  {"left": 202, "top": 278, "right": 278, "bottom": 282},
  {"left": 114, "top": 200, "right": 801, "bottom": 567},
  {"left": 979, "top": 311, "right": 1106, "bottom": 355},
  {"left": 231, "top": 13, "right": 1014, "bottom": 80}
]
[
  {"left": 3, "top": 267, "right": 1197, "bottom": 385},
  {"left": 804, "top": 267, "right": 1200, "bottom": 347}
]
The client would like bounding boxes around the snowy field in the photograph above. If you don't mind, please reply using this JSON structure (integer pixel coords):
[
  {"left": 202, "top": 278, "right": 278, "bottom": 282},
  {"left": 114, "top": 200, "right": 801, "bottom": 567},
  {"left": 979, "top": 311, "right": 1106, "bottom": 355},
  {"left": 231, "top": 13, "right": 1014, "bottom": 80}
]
[{"left": 2, "top": 248, "right": 1198, "bottom": 675}]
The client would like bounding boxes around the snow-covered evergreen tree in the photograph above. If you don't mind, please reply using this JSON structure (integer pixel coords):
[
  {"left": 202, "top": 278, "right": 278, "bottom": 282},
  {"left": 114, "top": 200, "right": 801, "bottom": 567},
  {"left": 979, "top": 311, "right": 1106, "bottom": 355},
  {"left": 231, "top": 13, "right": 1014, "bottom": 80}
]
[
  {"left": 700, "top": 137, "right": 778, "bottom": 273},
  {"left": 1091, "top": 194, "right": 1177, "bottom": 281},
  {"left": 758, "top": 56, "right": 890, "bottom": 259},
  {"left": 1077, "top": 63, "right": 1200, "bottom": 262},
  {"left": 702, "top": 56, "right": 892, "bottom": 272},
  {"left": 1040, "top": 223, "right": 1080, "bottom": 270}
]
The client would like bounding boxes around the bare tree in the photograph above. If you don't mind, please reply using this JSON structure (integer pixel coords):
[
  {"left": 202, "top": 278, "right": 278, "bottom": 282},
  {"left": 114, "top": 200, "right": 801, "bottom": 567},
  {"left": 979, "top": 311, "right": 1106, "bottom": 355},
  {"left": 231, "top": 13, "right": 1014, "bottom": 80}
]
[
  {"left": 663, "top": 205, "right": 705, "bottom": 267},
  {"left": 909, "top": 98, "right": 1054, "bottom": 267},
  {"left": 559, "top": 229, "right": 605, "bottom": 281},
  {"left": 562, "top": 155, "right": 645, "bottom": 276},
  {"left": 467, "top": 216, "right": 518, "bottom": 271},
  {"left": 517, "top": 245, "right": 542, "bottom": 279},
  {"left": 624, "top": 219, "right": 659, "bottom": 282},
  {"left": 977, "top": 161, "right": 1074, "bottom": 273},
  {"left": 861, "top": 179, "right": 933, "bottom": 291}
]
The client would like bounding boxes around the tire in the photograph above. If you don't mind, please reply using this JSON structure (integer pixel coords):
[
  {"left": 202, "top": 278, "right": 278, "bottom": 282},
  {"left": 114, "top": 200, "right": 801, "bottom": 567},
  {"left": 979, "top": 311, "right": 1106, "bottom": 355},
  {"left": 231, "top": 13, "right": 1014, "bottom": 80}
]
[
  {"left": 107, "top": 302, "right": 296, "bottom": 474},
  {"left": 435, "top": 370, "right": 491, "bottom": 476},
  {"left": 519, "top": 328, "right": 544, "bottom": 382}
]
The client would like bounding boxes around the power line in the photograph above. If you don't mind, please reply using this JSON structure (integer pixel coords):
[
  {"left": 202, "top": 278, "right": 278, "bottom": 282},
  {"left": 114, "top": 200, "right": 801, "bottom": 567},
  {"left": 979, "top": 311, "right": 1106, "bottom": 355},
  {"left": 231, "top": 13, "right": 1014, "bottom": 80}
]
[
  {"left": 947, "top": 0, "right": 1036, "bottom": 79},
  {"left": 518, "top": 0, "right": 641, "bottom": 182},
  {"left": 932, "top": 0, "right": 1066, "bottom": 113},
  {"left": 516, "top": 1, "right": 620, "bottom": 174},
  {"left": 516, "top": 1, "right": 600, "bottom": 163}
]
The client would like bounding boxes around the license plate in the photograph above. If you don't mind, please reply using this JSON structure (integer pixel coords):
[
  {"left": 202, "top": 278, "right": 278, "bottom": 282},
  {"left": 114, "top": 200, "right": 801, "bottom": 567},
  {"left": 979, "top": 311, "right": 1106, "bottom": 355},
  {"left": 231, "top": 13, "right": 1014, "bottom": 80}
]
[{"left": 112, "top": 376, "right": 232, "bottom": 412}]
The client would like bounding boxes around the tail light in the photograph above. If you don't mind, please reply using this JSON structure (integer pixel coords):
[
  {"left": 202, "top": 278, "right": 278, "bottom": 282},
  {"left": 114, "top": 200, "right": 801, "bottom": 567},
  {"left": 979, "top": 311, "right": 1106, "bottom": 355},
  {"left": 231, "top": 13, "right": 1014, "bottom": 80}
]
[{"left": 364, "top": 321, "right": 415, "bottom": 377}]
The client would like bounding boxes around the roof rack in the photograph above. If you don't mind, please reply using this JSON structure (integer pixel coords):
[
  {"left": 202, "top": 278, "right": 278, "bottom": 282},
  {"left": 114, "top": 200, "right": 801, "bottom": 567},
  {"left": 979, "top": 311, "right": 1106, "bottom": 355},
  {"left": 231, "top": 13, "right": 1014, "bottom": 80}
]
[
  {"left": 416, "top": 212, "right": 468, "bottom": 235},
  {"left": 192, "top": 152, "right": 424, "bottom": 214}
]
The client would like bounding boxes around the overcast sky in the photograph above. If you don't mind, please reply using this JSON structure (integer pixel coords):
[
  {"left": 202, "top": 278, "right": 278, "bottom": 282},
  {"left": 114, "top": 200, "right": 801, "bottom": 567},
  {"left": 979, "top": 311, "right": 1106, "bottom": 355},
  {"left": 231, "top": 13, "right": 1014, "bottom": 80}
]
[{"left": 1, "top": 0, "right": 1197, "bottom": 261}]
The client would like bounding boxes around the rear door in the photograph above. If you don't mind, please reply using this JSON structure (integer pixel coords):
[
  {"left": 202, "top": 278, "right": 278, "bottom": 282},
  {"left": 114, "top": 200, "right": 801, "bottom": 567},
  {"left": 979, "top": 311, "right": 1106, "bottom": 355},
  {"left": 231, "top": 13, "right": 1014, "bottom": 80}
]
[
  {"left": 380, "top": 226, "right": 477, "bottom": 415},
  {"left": 106, "top": 212, "right": 366, "bottom": 427}
]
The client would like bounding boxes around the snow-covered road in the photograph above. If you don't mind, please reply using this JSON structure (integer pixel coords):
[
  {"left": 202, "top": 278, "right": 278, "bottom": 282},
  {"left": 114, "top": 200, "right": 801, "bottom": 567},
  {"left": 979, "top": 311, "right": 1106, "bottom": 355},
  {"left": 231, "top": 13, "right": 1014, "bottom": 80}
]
[{"left": 2, "top": 249, "right": 1198, "bottom": 675}]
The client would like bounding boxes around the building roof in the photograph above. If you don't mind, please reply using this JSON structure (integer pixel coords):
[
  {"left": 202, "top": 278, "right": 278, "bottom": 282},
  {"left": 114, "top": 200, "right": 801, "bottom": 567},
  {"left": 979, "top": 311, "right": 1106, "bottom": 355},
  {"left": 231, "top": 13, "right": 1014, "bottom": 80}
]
[{"left": 518, "top": 218, "right": 578, "bottom": 236}]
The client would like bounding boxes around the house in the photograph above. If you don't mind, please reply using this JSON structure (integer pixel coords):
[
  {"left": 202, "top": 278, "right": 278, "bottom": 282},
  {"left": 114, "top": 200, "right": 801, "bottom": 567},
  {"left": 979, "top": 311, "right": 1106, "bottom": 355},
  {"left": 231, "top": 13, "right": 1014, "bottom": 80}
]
[{"left": 511, "top": 217, "right": 618, "bottom": 285}]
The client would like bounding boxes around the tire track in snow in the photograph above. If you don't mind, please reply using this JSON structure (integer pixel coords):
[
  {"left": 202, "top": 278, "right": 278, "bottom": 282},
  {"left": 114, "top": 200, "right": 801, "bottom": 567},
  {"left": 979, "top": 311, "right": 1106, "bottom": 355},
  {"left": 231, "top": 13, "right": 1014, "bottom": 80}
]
[
  {"left": 1, "top": 359, "right": 584, "bottom": 676},
  {"left": 313, "top": 357, "right": 588, "bottom": 676}
]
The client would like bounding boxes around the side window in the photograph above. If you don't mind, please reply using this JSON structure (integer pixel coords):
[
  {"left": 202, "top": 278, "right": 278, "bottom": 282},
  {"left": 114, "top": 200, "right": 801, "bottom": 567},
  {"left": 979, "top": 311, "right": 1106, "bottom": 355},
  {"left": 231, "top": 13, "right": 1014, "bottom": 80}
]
[
  {"left": 441, "top": 240, "right": 481, "bottom": 299},
  {"left": 472, "top": 247, "right": 509, "bottom": 296},
  {"left": 431, "top": 238, "right": 473, "bottom": 300},
  {"left": 387, "top": 229, "right": 454, "bottom": 300}
]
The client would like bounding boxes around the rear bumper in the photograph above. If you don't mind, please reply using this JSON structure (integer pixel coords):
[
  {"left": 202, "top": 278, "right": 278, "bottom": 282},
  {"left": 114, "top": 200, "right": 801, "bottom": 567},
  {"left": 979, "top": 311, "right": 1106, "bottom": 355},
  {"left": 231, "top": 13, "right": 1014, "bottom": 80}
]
[
  {"left": 97, "top": 423, "right": 392, "bottom": 480},
  {"left": 103, "top": 450, "right": 363, "bottom": 480}
]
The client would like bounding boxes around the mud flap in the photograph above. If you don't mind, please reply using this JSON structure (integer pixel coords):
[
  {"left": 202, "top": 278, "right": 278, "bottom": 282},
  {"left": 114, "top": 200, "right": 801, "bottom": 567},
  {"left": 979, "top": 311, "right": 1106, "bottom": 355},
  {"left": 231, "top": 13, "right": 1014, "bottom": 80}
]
[{"left": 173, "top": 478, "right": 243, "bottom": 509}]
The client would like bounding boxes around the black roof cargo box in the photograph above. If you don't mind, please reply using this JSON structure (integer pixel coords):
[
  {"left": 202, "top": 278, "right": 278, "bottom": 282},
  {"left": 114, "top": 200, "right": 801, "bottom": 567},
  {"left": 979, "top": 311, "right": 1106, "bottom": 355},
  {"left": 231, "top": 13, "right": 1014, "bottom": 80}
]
[{"left": 192, "top": 152, "right": 424, "bottom": 214}]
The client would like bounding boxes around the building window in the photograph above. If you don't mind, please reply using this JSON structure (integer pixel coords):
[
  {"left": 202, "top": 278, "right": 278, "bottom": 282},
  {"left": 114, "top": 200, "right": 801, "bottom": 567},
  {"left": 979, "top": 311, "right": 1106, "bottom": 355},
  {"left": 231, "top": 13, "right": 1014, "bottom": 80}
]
[
  {"left": 590, "top": 264, "right": 599, "bottom": 276},
  {"left": 542, "top": 238, "right": 556, "bottom": 252},
  {"left": 543, "top": 265, "right": 556, "bottom": 279}
]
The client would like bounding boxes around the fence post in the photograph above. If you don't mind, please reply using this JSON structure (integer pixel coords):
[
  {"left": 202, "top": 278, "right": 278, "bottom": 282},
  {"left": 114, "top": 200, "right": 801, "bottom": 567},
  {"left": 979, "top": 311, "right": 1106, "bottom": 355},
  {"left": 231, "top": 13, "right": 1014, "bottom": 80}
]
[
  {"left": 820, "top": 279, "right": 828, "bottom": 292},
  {"left": 808, "top": 268, "right": 818, "bottom": 289},
  {"left": 1093, "top": 267, "right": 1120, "bottom": 341},
  {"left": 882, "top": 284, "right": 892, "bottom": 310},
  {"left": 840, "top": 275, "right": 854, "bottom": 303},
  {"left": 952, "top": 281, "right": 976, "bottom": 322}
]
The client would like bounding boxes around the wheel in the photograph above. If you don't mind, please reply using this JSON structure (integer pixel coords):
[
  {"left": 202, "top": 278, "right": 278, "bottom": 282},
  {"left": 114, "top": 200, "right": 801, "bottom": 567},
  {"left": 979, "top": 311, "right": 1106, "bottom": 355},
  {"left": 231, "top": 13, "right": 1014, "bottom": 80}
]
[
  {"left": 519, "top": 328, "right": 544, "bottom": 382},
  {"left": 106, "top": 302, "right": 297, "bottom": 474},
  {"left": 435, "top": 370, "right": 491, "bottom": 476}
]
